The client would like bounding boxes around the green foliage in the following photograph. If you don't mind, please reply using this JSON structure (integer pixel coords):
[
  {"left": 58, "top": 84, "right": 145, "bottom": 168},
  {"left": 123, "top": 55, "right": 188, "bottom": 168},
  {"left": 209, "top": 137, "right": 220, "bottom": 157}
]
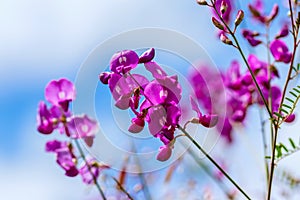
[
  {"left": 274, "top": 85, "right": 300, "bottom": 125},
  {"left": 275, "top": 137, "right": 300, "bottom": 161}
]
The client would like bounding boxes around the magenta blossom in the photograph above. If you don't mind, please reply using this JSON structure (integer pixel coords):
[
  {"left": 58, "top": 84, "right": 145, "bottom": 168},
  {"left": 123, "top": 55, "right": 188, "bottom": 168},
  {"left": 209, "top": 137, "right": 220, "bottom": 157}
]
[
  {"left": 110, "top": 50, "right": 139, "bottom": 74},
  {"left": 139, "top": 48, "right": 155, "bottom": 64},
  {"left": 270, "top": 40, "right": 292, "bottom": 64},
  {"left": 100, "top": 50, "right": 183, "bottom": 161},
  {"left": 128, "top": 117, "right": 145, "bottom": 133},
  {"left": 213, "top": 0, "right": 233, "bottom": 23},
  {"left": 68, "top": 115, "right": 99, "bottom": 147},
  {"left": 46, "top": 140, "right": 79, "bottom": 177},
  {"left": 284, "top": 114, "right": 296, "bottom": 123},
  {"left": 37, "top": 101, "right": 55, "bottom": 134},
  {"left": 242, "top": 29, "right": 262, "bottom": 47},
  {"left": 276, "top": 23, "right": 289, "bottom": 39},
  {"left": 190, "top": 96, "right": 218, "bottom": 128},
  {"left": 45, "top": 78, "right": 76, "bottom": 111},
  {"left": 79, "top": 158, "right": 109, "bottom": 185},
  {"left": 248, "top": 1, "right": 278, "bottom": 24},
  {"left": 109, "top": 73, "right": 149, "bottom": 110},
  {"left": 156, "top": 145, "right": 172, "bottom": 162}
]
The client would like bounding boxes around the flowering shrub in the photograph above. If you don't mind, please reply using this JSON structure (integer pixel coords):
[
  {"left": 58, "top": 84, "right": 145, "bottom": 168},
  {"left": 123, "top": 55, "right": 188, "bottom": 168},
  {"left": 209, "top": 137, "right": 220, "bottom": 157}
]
[{"left": 37, "top": 0, "right": 300, "bottom": 199}]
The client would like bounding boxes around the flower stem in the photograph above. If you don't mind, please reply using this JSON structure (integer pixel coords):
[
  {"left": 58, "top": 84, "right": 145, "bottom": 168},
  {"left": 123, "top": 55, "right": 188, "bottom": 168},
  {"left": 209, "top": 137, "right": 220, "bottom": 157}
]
[
  {"left": 259, "top": 109, "right": 269, "bottom": 186},
  {"left": 177, "top": 125, "right": 251, "bottom": 200},
  {"left": 267, "top": 1, "right": 299, "bottom": 199},
  {"left": 112, "top": 177, "right": 134, "bottom": 200},
  {"left": 73, "top": 139, "right": 107, "bottom": 200},
  {"left": 210, "top": 1, "right": 274, "bottom": 122}
]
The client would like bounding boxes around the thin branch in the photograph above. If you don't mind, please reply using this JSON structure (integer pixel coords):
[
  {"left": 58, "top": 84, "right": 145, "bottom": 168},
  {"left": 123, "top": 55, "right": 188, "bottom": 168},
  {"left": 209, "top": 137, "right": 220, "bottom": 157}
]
[
  {"left": 267, "top": 1, "right": 299, "bottom": 199},
  {"left": 73, "top": 138, "right": 107, "bottom": 200},
  {"left": 112, "top": 177, "right": 134, "bottom": 200},
  {"left": 177, "top": 125, "right": 251, "bottom": 200},
  {"left": 210, "top": 0, "right": 274, "bottom": 122}
]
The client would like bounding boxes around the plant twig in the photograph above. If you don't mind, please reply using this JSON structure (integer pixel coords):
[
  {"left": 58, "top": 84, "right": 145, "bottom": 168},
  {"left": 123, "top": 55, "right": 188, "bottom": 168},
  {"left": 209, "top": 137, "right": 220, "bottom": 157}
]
[
  {"left": 177, "top": 125, "right": 251, "bottom": 200},
  {"left": 73, "top": 138, "right": 107, "bottom": 200},
  {"left": 112, "top": 177, "right": 134, "bottom": 200},
  {"left": 267, "top": 1, "right": 299, "bottom": 199}
]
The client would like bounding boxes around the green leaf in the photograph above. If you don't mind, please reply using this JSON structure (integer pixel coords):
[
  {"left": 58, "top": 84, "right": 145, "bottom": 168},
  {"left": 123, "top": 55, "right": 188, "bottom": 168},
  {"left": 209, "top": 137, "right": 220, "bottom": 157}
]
[
  {"left": 280, "top": 143, "right": 289, "bottom": 152},
  {"left": 293, "top": 66, "right": 298, "bottom": 72},
  {"left": 289, "top": 138, "right": 296, "bottom": 149},
  {"left": 289, "top": 91, "right": 298, "bottom": 98},
  {"left": 293, "top": 87, "right": 300, "bottom": 94},
  {"left": 279, "top": 108, "right": 289, "bottom": 115},
  {"left": 282, "top": 104, "right": 292, "bottom": 109},
  {"left": 286, "top": 97, "right": 295, "bottom": 104},
  {"left": 276, "top": 145, "right": 282, "bottom": 158},
  {"left": 297, "top": 63, "right": 300, "bottom": 71},
  {"left": 273, "top": 112, "right": 283, "bottom": 118}
]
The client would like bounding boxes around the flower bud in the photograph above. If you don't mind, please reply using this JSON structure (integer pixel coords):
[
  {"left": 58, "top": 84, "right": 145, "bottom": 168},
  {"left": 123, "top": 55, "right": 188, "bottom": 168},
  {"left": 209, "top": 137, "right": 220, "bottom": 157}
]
[
  {"left": 200, "top": 114, "right": 218, "bottom": 128},
  {"left": 212, "top": 17, "right": 224, "bottom": 31},
  {"left": 267, "top": 4, "right": 279, "bottom": 23},
  {"left": 128, "top": 117, "right": 145, "bottom": 133},
  {"left": 284, "top": 114, "right": 296, "bottom": 123},
  {"left": 99, "top": 72, "right": 111, "bottom": 85},
  {"left": 276, "top": 24, "right": 289, "bottom": 39},
  {"left": 139, "top": 48, "right": 155, "bottom": 63},
  {"left": 156, "top": 145, "right": 172, "bottom": 162},
  {"left": 234, "top": 10, "right": 244, "bottom": 27},
  {"left": 220, "top": 33, "right": 233, "bottom": 45},
  {"left": 248, "top": 4, "right": 261, "bottom": 18},
  {"left": 196, "top": 0, "right": 208, "bottom": 6},
  {"left": 220, "top": 1, "right": 228, "bottom": 15}
]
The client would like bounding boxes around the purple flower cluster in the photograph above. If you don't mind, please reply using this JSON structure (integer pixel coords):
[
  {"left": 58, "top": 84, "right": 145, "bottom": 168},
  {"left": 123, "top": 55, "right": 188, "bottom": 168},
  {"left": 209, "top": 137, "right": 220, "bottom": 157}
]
[
  {"left": 37, "top": 78, "right": 108, "bottom": 182},
  {"left": 189, "top": 54, "right": 295, "bottom": 143},
  {"left": 99, "top": 48, "right": 217, "bottom": 161},
  {"left": 242, "top": 1, "right": 292, "bottom": 64}
]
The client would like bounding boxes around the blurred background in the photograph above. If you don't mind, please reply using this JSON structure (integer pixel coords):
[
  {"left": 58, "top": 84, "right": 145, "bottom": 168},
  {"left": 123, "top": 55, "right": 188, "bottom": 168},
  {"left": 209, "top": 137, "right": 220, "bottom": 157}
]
[{"left": 1, "top": 0, "right": 299, "bottom": 199}]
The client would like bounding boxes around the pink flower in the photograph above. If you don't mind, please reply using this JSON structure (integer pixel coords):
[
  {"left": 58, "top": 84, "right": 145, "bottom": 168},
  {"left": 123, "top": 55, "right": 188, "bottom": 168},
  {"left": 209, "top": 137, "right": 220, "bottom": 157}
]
[
  {"left": 37, "top": 101, "right": 55, "bottom": 134},
  {"left": 67, "top": 115, "right": 99, "bottom": 147},
  {"left": 139, "top": 48, "right": 155, "bottom": 64},
  {"left": 110, "top": 50, "right": 139, "bottom": 74},
  {"left": 190, "top": 96, "right": 218, "bottom": 128},
  {"left": 128, "top": 117, "right": 145, "bottom": 133},
  {"left": 156, "top": 145, "right": 172, "bottom": 162},
  {"left": 46, "top": 140, "right": 79, "bottom": 177},
  {"left": 45, "top": 78, "right": 76, "bottom": 111},
  {"left": 285, "top": 114, "right": 296, "bottom": 123},
  {"left": 79, "top": 158, "right": 109, "bottom": 185},
  {"left": 213, "top": 0, "right": 233, "bottom": 23},
  {"left": 242, "top": 29, "right": 262, "bottom": 47},
  {"left": 270, "top": 40, "right": 292, "bottom": 64}
]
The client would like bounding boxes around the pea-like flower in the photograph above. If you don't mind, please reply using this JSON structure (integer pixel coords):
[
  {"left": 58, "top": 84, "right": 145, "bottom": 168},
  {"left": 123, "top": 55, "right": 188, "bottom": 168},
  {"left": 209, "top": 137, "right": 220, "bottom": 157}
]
[
  {"left": 45, "top": 78, "right": 76, "bottom": 111},
  {"left": 46, "top": 140, "right": 79, "bottom": 177},
  {"left": 37, "top": 101, "right": 55, "bottom": 134},
  {"left": 190, "top": 96, "right": 218, "bottom": 128},
  {"left": 67, "top": 115, "right": 99, "bottom": 147},
  {"left": 79, "top": 158, "right": 109, "bottom": 185},
  {"left": 110, "top": 50, "right": 139, "bottom": 74},
  {"left": 270, "top": 39, "right": 292, "bottom": 64}
]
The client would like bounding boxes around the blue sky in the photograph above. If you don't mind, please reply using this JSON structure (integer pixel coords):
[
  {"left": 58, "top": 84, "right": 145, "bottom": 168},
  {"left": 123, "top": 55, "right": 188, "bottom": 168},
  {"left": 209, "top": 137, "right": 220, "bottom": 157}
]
[{"left": 1, "top": 0, "right": 299, "bottom": 199}]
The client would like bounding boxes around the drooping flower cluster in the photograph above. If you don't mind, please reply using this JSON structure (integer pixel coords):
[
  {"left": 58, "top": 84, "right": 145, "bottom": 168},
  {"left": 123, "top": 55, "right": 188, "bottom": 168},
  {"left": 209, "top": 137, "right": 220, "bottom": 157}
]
[
  {"left": 189, "top": 54, "right": 295, "bottom": 143},
  {"left": 241, "top": 1, "right": 292, "bottom": 64},
  {"left": 37, "top": 78, "right": 108, "bottom": 182},
  {"left": 194, "top": 0, "right": 296, "bottom": 143},
  {"left": 99, "top": 48, "right": 218, "bottom": 161}
]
